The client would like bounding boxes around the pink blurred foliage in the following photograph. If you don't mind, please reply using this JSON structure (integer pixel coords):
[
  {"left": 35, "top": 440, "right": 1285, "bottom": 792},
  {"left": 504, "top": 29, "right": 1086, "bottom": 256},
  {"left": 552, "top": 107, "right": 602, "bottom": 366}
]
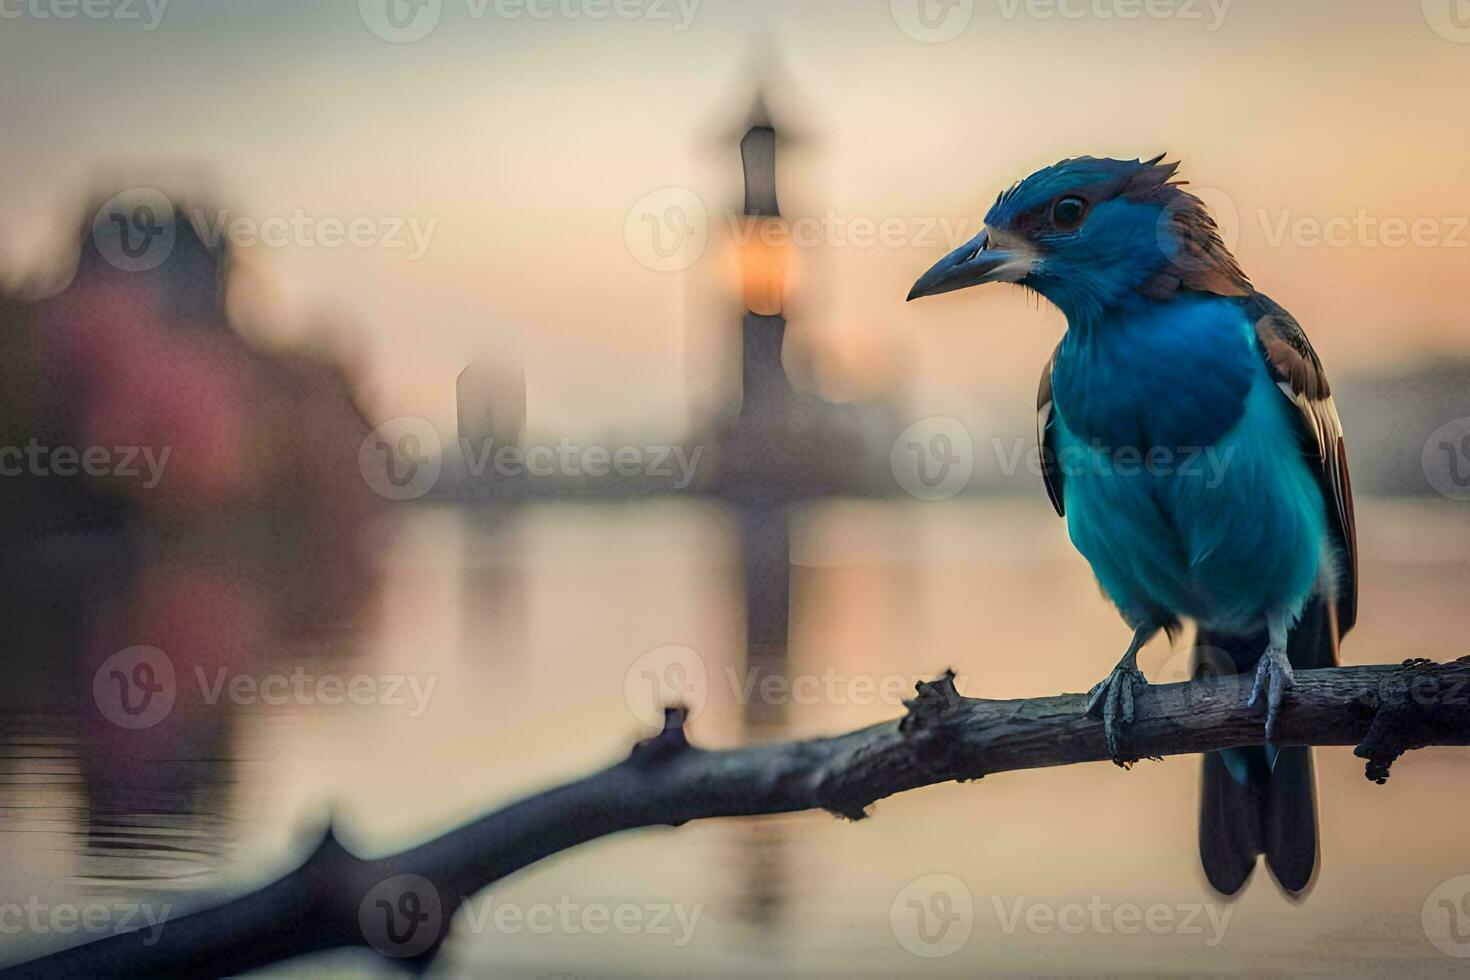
[
  {"left": 19, "top": 227, "right": 395, "bottom": 782},
  {"left": 44, "top": 269, "right": 305, "bottom": 515}
]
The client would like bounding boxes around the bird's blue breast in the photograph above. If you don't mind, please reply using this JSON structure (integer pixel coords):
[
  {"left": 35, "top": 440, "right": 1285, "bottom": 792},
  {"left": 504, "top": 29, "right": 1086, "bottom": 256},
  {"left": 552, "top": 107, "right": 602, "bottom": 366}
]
[
  {"left": 1053, "top": 294, "right": 1255, "bottom": 451},
  {"left": 1051, "top": 295, "right": 1326, "bottom": 633}
]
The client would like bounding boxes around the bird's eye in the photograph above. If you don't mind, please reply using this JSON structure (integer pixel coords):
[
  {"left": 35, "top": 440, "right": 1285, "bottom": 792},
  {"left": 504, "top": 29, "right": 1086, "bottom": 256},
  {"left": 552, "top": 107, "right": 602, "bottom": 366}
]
[{"left": 1051, "top": 195, "right": 1087, "bottom": 229}]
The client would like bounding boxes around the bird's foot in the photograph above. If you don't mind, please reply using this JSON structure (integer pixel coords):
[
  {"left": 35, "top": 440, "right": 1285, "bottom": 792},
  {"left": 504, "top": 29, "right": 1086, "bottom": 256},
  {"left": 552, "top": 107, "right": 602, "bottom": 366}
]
[
  {"left": 1248, "top": 645, "right": 1295, "bottom": 743},
  {"left": 1087, "top": 659, "right": 1149, "bottom": 765}
]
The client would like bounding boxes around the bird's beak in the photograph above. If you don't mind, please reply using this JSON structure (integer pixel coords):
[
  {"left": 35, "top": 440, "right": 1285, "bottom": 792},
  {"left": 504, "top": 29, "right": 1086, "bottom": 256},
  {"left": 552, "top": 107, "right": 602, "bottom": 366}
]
[{"left": 906, "top": 229, "right": 1033, "bottom": 302}]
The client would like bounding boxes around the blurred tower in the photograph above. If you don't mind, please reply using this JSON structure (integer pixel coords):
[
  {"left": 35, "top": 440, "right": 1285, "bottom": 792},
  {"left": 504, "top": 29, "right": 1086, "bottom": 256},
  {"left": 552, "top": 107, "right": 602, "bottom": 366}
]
[
  {"left": 737, "top": 120, "right": 793, "bottom": 431},
  {"left": 710, "top": 88, "right": 879, "bottom": 498},
  {"left": 456, "top": 360, "right": 527, "bottom": 458},
  {"left": 728, "top": 93, "right": 794, "bottom": 935},
  {"left": 722, "top": 97, "right": 795, "bottom": 690}
]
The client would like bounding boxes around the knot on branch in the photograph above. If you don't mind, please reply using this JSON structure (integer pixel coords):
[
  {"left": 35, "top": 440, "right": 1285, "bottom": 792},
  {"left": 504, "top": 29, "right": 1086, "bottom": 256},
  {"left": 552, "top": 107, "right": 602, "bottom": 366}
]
[
  {"left": 630, "top": 706, "right": 691, "bottom": 767},
  {"left": 898, "top": 670, "right": 980, "bottom": 780},
  {"left": 1354, "top": 657, "right": 1470, "bottom": 783},
  {"left": 900, "top": 671, "right": 962, "bottom": 731}
]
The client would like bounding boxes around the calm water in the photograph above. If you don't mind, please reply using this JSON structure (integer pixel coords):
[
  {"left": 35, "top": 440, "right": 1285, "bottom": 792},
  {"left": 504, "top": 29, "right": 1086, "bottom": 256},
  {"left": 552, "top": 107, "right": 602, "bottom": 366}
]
[{"left": 3, "top": 498, "right": 1469, "bottom": 976}]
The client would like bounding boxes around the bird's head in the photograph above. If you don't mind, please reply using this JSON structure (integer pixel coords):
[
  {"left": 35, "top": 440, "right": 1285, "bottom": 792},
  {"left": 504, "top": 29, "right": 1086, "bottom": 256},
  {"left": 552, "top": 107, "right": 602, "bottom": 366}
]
[{"left": 907, "top": 154, "right": 1250, "bottom": 320}]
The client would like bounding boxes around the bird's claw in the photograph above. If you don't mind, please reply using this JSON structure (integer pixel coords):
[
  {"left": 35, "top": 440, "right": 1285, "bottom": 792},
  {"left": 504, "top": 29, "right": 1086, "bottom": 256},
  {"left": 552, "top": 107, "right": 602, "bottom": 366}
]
[
  {"left": 1247, "top": 646, "right": 1295, "bottom": 743},
  {"left": 1087, "top": 662, "right": 1149, "bottom": 764}
]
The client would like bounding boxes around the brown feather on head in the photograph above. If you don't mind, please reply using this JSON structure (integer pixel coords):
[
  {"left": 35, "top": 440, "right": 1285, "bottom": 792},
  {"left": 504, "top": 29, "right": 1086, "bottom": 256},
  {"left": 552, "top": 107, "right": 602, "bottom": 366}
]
[{"left": 1122, "top": 157, "right": 1252, "bottom": 301}]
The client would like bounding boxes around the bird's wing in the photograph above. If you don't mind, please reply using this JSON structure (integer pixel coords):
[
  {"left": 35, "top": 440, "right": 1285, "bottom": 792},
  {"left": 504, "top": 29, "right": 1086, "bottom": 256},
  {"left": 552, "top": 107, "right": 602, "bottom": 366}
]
[
  {"left": 1037, "top": 344, "right": 1064, "bottom": 517},
  {"left": 1247, "top": 293, "right": 1358, "bottom": 634}
]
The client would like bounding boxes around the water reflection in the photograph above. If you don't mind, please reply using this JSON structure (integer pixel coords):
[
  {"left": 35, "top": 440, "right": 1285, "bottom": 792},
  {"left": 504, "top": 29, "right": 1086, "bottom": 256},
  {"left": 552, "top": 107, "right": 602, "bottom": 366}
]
[{"left": 2, "top": 498, "right": 1469, "bottom": 975}]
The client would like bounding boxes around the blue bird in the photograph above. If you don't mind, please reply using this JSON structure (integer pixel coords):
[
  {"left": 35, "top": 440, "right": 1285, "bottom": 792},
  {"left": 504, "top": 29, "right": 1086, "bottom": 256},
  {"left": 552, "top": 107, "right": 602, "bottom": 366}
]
[{"left": 907, "top": 155, "right": 1357, "bottom": 896}]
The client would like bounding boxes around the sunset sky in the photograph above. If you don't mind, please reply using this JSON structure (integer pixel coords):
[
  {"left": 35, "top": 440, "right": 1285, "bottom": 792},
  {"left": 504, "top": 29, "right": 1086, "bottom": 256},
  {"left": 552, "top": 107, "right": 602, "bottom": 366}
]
[
  {"left": 6, "top": 8, "right": 1470, "bottom": 973},
  {"left": 3, "top": 0, "right": 1469, "bottom": 445}
]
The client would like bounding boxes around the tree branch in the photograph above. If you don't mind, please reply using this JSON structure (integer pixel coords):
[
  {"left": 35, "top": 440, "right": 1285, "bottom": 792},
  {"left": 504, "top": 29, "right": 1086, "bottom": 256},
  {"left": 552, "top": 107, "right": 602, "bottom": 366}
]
[{"left": 13, "top": 656, "right": 1470, "bottom": 978}]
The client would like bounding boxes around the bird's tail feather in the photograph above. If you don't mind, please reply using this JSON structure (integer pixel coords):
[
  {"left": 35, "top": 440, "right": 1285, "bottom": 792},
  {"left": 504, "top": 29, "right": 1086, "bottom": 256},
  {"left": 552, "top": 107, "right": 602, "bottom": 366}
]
[{"left": 1195, "top": 595, "right": 1335, "bottom": 897}]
